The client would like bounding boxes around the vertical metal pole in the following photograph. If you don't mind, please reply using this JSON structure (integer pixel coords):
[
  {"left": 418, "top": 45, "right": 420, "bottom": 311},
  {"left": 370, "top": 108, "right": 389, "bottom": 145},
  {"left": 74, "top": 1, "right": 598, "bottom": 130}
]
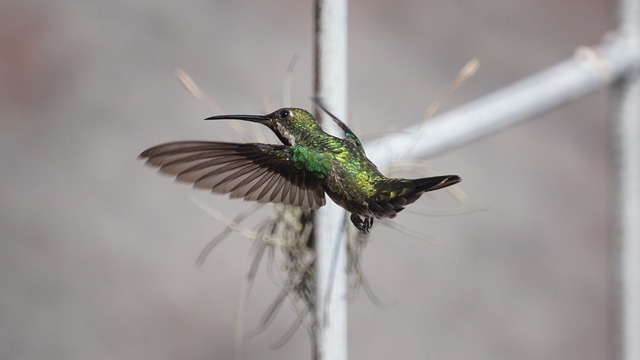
[
  {"left": 616, "top": 1, "right": 640, "bottom": 360},
  {"left": 313, "top": 0, "right": 348, "bottom": 360}
]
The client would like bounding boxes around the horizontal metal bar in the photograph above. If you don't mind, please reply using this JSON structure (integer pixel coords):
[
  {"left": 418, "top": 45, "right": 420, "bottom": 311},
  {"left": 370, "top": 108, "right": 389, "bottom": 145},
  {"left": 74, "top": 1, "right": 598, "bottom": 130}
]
[{"left": 364, "top": 34, "right": 640, "bottom": 165}]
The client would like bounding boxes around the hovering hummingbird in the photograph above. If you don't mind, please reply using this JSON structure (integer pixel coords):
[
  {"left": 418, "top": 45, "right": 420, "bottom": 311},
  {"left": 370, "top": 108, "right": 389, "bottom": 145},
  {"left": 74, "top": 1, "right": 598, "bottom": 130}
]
[{"left": 140, "top": 104, "right": 461, "bottom": 232}]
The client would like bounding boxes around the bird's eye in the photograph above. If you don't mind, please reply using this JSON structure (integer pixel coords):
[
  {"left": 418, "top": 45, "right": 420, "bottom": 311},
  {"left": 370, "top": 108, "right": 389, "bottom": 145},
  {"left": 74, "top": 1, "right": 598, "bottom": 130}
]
[{"left": 279, "top": 110, "right": 290, "bottom": 119}]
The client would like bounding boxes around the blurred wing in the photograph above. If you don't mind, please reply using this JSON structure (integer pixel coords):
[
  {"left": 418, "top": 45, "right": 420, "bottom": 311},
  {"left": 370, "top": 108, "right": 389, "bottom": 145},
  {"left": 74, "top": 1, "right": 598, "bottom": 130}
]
[{"left": 140, "top": 141, "right": 326, "bottom": 209}]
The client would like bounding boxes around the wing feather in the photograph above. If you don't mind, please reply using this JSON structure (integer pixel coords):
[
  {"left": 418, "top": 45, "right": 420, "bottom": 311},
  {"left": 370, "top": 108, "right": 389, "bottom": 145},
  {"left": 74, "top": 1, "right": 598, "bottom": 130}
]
[
  {"left": 243, "top": 169, "right": 277, "bottom": 200},
  {"left": 140, "top": 141, "right": 326, "bottom": 209},
  {"left": 258, "top": 169, "right": 285, "bottom": 203},
  {"left": 270, "top": 176, "right": 287, "bottom": 203}
]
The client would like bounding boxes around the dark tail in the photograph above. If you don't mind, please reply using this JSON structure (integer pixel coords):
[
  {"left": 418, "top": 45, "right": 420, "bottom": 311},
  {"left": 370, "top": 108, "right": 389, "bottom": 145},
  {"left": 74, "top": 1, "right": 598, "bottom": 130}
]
[
  {"left": 369, "top": 175, "right": 461, "bottom": 218},
  {"left": 411, "top": 175, "right": 461, "bottom": 193}
]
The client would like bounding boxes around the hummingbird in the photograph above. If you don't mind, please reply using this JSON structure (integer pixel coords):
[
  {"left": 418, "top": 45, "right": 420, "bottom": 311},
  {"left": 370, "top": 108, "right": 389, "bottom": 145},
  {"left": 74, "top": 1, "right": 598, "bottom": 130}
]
[{"left": 140, "top": 104, "right": 461, "bottom": 232}]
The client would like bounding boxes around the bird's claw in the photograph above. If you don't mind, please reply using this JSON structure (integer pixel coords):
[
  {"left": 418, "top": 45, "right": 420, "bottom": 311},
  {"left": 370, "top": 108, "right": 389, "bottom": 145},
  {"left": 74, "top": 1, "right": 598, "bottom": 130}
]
[{"left": 350, "top": 213, "right": 373, "bottom": 233}]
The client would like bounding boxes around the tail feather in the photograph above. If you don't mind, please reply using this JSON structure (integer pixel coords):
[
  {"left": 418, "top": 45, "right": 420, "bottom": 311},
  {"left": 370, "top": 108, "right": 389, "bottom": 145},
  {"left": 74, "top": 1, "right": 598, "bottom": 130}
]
[
  {"left": 410, "top": 175, "right": 461, "bottom": 193},
  {"left": 370, "top": 175, "right": 461, "bottom": 218}
]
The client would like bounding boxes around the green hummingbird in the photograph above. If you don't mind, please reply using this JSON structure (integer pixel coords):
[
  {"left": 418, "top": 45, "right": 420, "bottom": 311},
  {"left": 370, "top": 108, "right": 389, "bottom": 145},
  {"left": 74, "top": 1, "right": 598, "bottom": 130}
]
[{"left": 140, "top": 104, "right": 461, "bottom": 232}]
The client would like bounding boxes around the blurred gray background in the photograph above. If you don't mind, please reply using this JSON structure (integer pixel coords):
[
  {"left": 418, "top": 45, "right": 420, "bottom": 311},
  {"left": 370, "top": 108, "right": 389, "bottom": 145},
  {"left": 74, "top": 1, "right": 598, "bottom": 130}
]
[{"left": 1, "top": 0, "right": 615, "bottom": 359}]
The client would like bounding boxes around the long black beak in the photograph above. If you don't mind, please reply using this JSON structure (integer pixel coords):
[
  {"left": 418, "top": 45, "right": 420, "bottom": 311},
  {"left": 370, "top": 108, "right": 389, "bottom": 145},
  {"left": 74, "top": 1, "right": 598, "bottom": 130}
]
[{"left": 204, "top": 114, "right": 269, "bottom": 123}]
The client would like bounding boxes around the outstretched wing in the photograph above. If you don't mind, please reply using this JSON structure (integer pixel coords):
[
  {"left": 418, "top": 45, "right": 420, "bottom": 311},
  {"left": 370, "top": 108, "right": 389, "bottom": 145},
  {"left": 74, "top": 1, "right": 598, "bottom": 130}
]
[{"left": 140, "top": 141, "right": 326, "bottom": 209}]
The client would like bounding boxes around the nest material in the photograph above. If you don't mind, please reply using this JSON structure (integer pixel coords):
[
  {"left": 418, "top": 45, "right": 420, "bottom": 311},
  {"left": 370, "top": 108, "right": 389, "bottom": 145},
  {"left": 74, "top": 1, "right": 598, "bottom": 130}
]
[{"left": 246, "top": 204, "right": 369, "bottom": 345}]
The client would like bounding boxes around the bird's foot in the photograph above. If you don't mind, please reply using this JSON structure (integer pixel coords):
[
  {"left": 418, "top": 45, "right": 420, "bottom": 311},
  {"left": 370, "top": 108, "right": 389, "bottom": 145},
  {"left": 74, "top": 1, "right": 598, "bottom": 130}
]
[{"left": 350, "top": 213, "right": 374, "bottom": 233}]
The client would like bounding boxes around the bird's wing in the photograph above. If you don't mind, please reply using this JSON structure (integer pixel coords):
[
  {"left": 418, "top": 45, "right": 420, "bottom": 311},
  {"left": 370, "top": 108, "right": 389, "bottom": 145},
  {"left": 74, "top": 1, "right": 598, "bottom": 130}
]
[
  {"left": 312, "top": 98, "right": 364, "bottom": 148},
  {"left": 140, "top": 141, "right": 326, "bottom": 209}
]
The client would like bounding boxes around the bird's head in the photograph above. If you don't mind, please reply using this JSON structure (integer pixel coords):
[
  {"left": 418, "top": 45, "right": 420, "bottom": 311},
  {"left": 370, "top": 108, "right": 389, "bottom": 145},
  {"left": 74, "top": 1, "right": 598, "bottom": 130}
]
[{"left": 205, "top": 107, "right": 322, "bottom": 146}]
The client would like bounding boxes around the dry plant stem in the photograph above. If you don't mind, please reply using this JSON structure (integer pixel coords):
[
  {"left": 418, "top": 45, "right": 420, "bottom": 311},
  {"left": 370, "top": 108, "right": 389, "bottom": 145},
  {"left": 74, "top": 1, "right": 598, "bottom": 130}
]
[
  {"left": 175, "top": 69, "right": 223, "bottom": 114},
  {"left": 234, "top": 239, "right": 269, "bottom": 360},
  {"left": 175, "top": 69, "right": 252, "bottom": 140},
  {"left": 424, "top": 58, "right": 480, "bottom": 120},
  {"left": 283, "top": 54, "right": 300, "bottom": 107},
  {"left": 195, "top": 202, "right": 265, "bottom": 266},
  {"left": 377, "top": 219, "right": 439, "bottom": 244},
  {"left": 394, "top": 58, "right": 479, "bottom": 165}
]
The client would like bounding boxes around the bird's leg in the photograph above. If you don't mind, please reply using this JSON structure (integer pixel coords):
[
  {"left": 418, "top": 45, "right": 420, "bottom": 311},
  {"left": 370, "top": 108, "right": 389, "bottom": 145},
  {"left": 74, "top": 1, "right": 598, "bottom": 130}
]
[
  {"left": 349, "top": 213, "right": 364, "bottom": 231},
  {"left": 365, "top": 217, "right": 374, "bottom": 232},
  {"left": 350, "top": 213, "right": 374, "bottom": 233}
]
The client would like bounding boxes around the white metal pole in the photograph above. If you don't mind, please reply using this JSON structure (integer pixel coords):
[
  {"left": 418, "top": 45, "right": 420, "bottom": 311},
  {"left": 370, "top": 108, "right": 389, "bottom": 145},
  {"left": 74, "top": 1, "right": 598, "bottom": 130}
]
[
  {"left": 616, "top": 1, "right": 640, "bottom": 359},
  {"left": 363, "top": 35, "right": 640, "bottom": 165},
  {"left": 313, "top": 1, "right": 348, "bottom": 360}
]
